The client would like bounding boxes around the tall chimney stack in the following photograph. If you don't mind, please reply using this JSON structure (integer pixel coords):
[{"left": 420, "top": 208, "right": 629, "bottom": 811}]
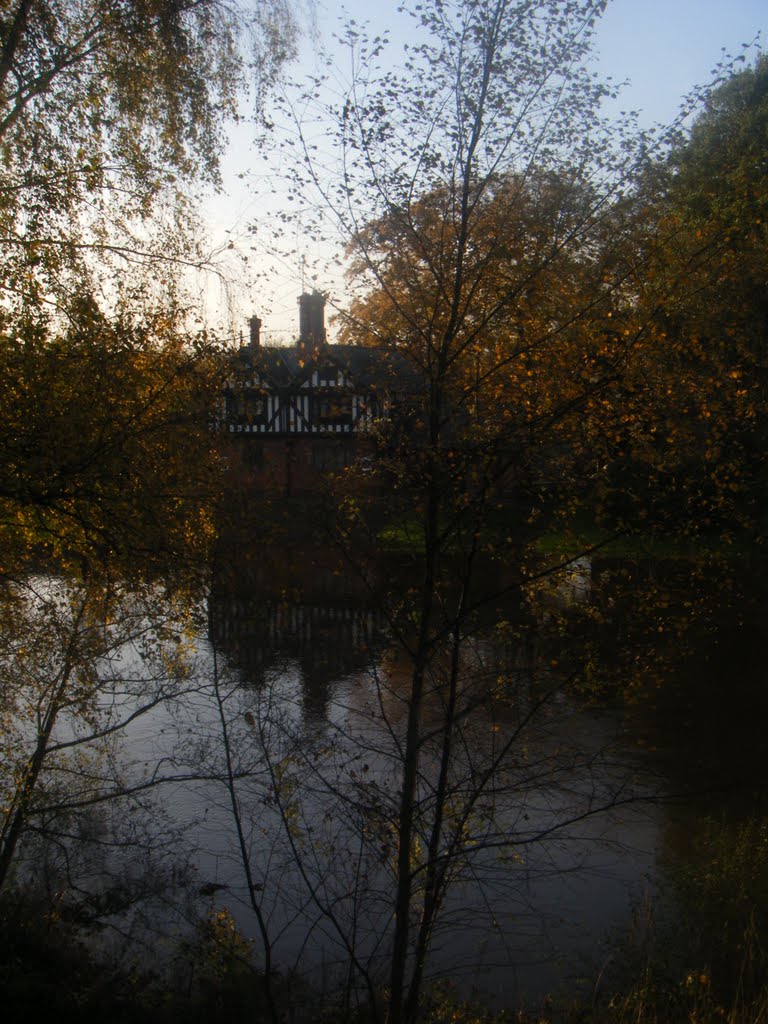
[
  {"left": 298, "top": 292, "right": 326, "bottom": 348},
  {"left": 249, "top": 315, "right": 262, "bottom": 349}
]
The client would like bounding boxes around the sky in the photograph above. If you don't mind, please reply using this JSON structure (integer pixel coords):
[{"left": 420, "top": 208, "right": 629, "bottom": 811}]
[
  {"left": 200, "top": 0, "right": 766, "bottom": 343},
  {"left": 595, "top": 0, "right": 764, "bottom": 123}
]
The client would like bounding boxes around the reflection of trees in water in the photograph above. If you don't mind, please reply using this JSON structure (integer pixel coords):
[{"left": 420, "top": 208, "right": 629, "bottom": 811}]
[
  {"left": 203, "top": 549, "right": 768, "bottom": 1007},
  {"left": 638, "top": 609, "right": 768, "bottom": 801},
  {"left": 205, "top": 561, "right": 661, "bottom": 1006},
  {"left": 210, "top": 551, "right": 768, "bottom": 777},
  {"left": 580, "top": 557, "right": 768, "bottom": 800}
]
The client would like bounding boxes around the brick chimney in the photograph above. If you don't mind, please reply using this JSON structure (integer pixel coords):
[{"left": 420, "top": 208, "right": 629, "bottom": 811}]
[
  {"left": 297, "top": 292, "right": 326, "bottom": 350},
  {"left": 249, "top": 315, "right": 262, "bottom": 350}
]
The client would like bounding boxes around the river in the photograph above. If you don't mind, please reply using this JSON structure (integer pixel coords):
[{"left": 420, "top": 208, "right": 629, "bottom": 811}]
[{"left": 18, "top": 550, "right": 768, "bottom": 1009}]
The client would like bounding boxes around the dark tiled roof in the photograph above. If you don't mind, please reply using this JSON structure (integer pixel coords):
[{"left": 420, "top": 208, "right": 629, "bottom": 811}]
[{"left": 231, "top": 342, "right": 419, "bottom": 392}]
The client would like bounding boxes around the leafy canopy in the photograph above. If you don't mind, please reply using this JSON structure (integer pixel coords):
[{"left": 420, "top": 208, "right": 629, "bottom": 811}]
[
  {"left": 604, "top": 55, "right": 768, "bottom": 539},
  {"left": 0, "top": 0, "right": 297, "bottom": 311},
  {"left": 0, "top": 0, "right": 297, "bottom": 573}
]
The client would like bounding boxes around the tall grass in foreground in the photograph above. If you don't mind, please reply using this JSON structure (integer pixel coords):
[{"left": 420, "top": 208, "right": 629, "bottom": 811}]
[{"left": 564, "top": 813, "right": 768, "bottom": 1024}]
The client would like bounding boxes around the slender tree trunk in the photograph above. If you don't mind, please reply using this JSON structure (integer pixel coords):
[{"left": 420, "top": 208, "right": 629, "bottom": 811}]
[
  {"left": 0, "top": 0, "right": 34, "bottom": 97},
  {"left": 387, "top": 553, "right": 435, "bottom": 1023},
  {"left": 404, "top": 569, "right": 472, "bottom": 1024},
  {"left": 388, "top": 377, "right": 444, "bottom": 1024},
  {"left": 0, "top": 595, "right": 87, "bottom": 891},
  {"left": 210, "top": 638, "right": 278, "bottom": 1024}
]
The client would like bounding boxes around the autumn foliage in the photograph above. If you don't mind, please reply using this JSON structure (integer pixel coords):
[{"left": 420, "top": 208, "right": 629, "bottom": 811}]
[{"left": 336, "top": 55, "right": 768, "bottom": 546}]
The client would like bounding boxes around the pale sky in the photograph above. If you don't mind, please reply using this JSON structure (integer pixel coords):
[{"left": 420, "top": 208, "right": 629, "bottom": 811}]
[
  {"left": 200, "top": 0, "right": 766, "bottom": 342},
  {"left": 596, "top": 0, "right": 764, "bottom": 124}
]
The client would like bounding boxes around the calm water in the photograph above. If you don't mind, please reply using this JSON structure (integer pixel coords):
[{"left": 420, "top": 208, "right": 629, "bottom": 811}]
[{"left": 23, "top": 552, "right": 768, "bottom": 1006}]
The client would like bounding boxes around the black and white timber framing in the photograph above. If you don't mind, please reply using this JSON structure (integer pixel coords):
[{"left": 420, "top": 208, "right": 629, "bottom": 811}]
[{"left": 224, "top": 292, "right": 410, "bottom": 437}]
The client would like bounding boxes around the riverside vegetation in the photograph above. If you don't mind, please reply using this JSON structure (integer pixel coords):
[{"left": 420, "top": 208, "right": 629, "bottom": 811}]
[{"left": 1, "top": 2, "right": 768, "bottom": 1022}]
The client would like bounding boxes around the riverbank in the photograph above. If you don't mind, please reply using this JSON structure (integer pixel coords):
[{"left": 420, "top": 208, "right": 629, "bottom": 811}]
[{"left": 4, "top": 883, "right": 768, "bottom": 1024}]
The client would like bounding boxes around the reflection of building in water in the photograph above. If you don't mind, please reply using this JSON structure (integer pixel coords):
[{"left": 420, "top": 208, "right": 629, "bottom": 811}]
[
  {"left": 209, "top": 591, "right": 382, "bottom": 717},
  {"left": 209, "top": 552, "right": 528, "bottom": 720}
]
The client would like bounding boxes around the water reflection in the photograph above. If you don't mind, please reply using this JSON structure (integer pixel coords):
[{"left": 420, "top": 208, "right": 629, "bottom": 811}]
[
  {"left": 17, "top": 551, "right": 765, "bottom": 1006},
  {"left": 202, "top": 551, "right": 768, "bottom": 1000},
  {"left": 210, "top": 589, "right": 381, "bottom": 717},
  {"left": 199, "top": 552, "right": 672, "bottom": 1003}
]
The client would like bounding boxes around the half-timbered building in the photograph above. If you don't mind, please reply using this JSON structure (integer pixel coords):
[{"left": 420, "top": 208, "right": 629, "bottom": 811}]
[{"left": 224, "top": 292, "right": 411, "bottom": 493}]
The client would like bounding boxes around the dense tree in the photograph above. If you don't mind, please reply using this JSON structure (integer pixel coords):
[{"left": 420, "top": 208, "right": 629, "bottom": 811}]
[
  {"left": 592, "top": 54, "right": 768, "bottom": 540},
  {"left": 244, "top": 3, "right": 684, "bottom": 1021},
  {"left": 662, "top": 55, "right": 768, "bottom": 534},
  {"left": 0, "top": 0, "right": 297, "bottom": 312},
  {"left": 656, "top": 52, "right": 768, "bottom": 361},
  {"left": 0, "top": 295, "right": 223, "bottom": 579},
  {"left": 336, "top": 168, "right": 641, "bottom": 525},
  {"left": 0, "top": 0, "right": 297, "bottom": 932},
  {"left": 0, "top": 0, "right": 297, "bottom": 572}
]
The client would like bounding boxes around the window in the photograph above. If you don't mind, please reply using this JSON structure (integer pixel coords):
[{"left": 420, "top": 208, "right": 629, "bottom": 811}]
[
  {"left": 235, "top": 392, "right": 267, "bottom": 426},
  {"left": 315, "top": 395, "right": 352, "bottom": 426}
]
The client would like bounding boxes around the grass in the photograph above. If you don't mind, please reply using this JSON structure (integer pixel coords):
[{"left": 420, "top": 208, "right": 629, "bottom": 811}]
[{"left": 533, "top": 514, "right": 766, "bottom": 564}]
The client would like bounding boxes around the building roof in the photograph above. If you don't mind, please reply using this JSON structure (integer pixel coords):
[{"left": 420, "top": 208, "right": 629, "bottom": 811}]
[
  {"left": 229, "top": 292, "right": 420, "bottom": 393},
  {"left": 231, "top": 340, "right": 419, "bottom": 393}
]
